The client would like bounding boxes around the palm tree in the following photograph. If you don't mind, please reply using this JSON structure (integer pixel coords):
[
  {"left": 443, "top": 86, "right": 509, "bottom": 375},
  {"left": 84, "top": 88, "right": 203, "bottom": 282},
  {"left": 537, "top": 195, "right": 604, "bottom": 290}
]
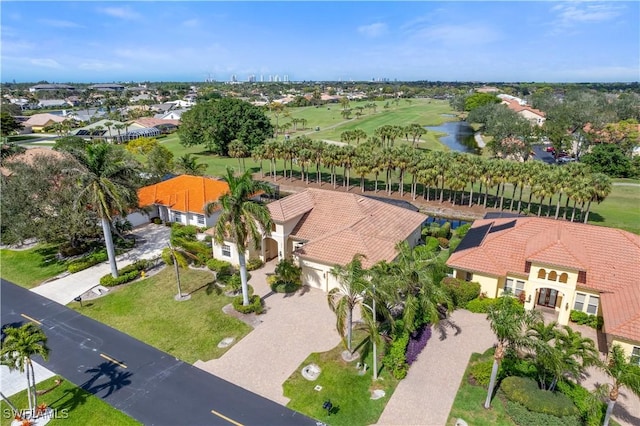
[
  {"left": 204, "top": 167, "right": 273, "bottom": 306},
  {"left": 103, "top": 121, "right": 114, "bottom": 141},
  {"left": 0, "top": 323, "right": 50, "bottom": 417},
  {"left": 166, "top": 243, "right": 197, "bottom": 301},
  {"left": 582, "top": 172, "right": 611, "bottom": 223},
  {"left": 600, "top": 344, "right": 640, "bottom": 426},
  {"left": 175, "top": 153, "right": 208, "bottom": 176},
  {"left": 328, "top": 254, "right": 368, "bottom": 353},
  {"left": 484, "top": 297, "right": 541, "bottom": 408},
  {"left": 113, "top": 123, "right": 125, "bottom": 143},
  {"left": 72, "top": 143, "right": 139, "bottom": 277},
  {"left": 228, "top": 139, "right": 249, "bottom": 172}
]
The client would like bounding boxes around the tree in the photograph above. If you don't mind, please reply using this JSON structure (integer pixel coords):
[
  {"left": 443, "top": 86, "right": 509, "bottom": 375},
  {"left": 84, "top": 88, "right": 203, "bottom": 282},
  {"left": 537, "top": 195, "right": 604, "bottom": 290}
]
[
  {"left": 328, "top": 254, "right": 368, "bottom": 353},
  {"left": 228, "top": 139, "right": 250, "bottom": 172},
  {"left": 581, "top": 144, "right": 632, "bottom": 178},
  {"left": 164, "top": 243, "right": 196, "bottom": 301},
  {"left": 146, "top": 145, "right": 174, "bottom": 182},
  {"left": 0, "top": 323, "right": 50, "bottom": 418},
  {"left": 484, "top": 296, "right": 540, "bottom": 408},
  {"left": 600, "top": 344, "right": 640, "bottom": 426},
  {"left": 175, "top": 153, "right": 208, "bottom": 176},
  {"left": 72, "top": 143, "right": 140, "bottom": 277},
  {"left": 179, "top": 98, "right": 273, "bottom": 155},
  {"left": 0, "top": 111, "right": 23, "bottom": 136},
  {"left": 204, "top": 167, "right": 273, "bottom": 306},
  {"left": 464, "top": 93, "right": 500, "bottom": 111}
]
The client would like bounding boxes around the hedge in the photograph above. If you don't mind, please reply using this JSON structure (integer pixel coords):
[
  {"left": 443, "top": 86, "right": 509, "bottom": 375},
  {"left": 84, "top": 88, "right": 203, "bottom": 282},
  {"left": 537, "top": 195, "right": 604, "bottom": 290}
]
[
  {"left": 505, "top": 400, "right": 582, "bottom": 426},
  {"left": 99, "top": 259, "right": 150, "bottom": 287},
  {"left": 246, "top": 258, "right": 264, "bottom": 271},
  {"left": 441, "top": 277, "right": 481, "bottom": 309},
  {"left": 67, "top": 251, "right": 108, "bottom": 273},
  {"left": 556, "top": 380, "right": 607, "bottom": 426},
  {"left": 569, "top": 310, "right": 604, "bottom": 330},
  {"left": 466, "top": 296, "right": 524, "bottom": 314},
  {"left": 232, "top": 294, "right": 263, "bottom": 314},
  {"left": 207, "top": 258, "right": 233, "bottom": 275},
  {"left": 501, "top": 376, "right": 579, "bottom": 418},
  {"left": 469, "top": 359, "right": 495, "bottom": 387},
  {"left": 383, "top": 332, "right": 409, "bottom": 379}
]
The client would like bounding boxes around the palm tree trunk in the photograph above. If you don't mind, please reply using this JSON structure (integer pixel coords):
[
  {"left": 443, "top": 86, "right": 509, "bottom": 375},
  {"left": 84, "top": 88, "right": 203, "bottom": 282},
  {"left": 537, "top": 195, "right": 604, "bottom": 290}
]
[
  {"left": 483, "top": 185, "right": 489, "bottom": 208},
  {"left": 25, "top": 359, "right": 33, "bottom": 414},
  {"left": 509, "top": 184, "right": 518, "bottom": 211},
  {"left": 238, "top": 250, "right": 250, "bottom": 306},
  {"left": 563, "top": 197, "right": 570, "bottom": 220},
  {"left": 101, "top": 218, "right": 118, "bottom": 278},
  {"left": 583, "top": 200, "right": 592, "bottom": 223},
  {"left": 469, "top": 182, "right": 474, "bottom": 207},
  {"left": 554, "top": 195, "right": 562, "bottom": 219},
  {"left": 517, "top": 185, "right": 524, "bottom": 212},
  {"left": 537, "top": 199, "right": 543, "bottom": 216},
  {"left": 484, "top": 358, "right": 500, "bottom": 409},
  {"left": 347, "top": 308, "right": 353, "bottom": 352},
  {"left": 570, "top": 200, "right": 577, "bottom": 222},
  {"left": 29, "top": 359, "right": 38, "bottom": 414},
  {"left": 603, "top": 399, "right": 616, "bottom": 426}
]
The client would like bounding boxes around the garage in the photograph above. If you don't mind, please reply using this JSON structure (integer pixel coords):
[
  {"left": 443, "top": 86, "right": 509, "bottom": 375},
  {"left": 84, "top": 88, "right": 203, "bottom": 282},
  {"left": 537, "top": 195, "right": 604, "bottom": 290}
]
[{"left": 302, "top": 266, "right": 325, "bottom": 291}]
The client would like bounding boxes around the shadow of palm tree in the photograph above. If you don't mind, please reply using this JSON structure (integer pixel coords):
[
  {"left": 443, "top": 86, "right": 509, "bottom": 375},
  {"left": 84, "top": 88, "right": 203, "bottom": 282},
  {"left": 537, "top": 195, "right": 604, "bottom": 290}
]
[
  {"left": 80, "top": 361, "right": 132, "bottom": 398},
  {"left": 48, "top": 384, "right": 91, "bottom": 413},
  {"left": 434, "top": 315, "right": 461, "bottom": 341}
]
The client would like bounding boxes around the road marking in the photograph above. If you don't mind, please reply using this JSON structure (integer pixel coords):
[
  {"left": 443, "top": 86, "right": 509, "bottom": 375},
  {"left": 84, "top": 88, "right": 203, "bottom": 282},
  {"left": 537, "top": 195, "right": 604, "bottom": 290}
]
[
  {"left": 211, "top": 409, "right": 244, "bottom": 426},
  {"left": 99, "top": 353, "right": 128, "bottom": 369},
  {"left": 21, "top": 314, "right": 42, "bottom": 325}
]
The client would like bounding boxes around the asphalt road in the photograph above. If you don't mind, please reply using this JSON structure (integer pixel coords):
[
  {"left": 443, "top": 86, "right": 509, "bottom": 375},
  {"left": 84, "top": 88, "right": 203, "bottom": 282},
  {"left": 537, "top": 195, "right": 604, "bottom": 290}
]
[{"left": 1, "top": 279, "right": 318, "bottom": 426}]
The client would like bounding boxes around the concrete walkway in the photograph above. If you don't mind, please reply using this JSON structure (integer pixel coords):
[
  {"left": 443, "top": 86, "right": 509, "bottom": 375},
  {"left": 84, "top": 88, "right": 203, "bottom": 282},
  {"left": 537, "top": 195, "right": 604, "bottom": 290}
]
[
  {"left": 31, "top": 224, "right": 170, "bottom": 305},
  {"left": 1, "top": 362, "right": 56, "bottom": 397},
  {"left": 375, "top": 310, "right": 494, "bottom": 426},
  {"left": 195, "top": 260, "right": 341, "bottom": 405}
]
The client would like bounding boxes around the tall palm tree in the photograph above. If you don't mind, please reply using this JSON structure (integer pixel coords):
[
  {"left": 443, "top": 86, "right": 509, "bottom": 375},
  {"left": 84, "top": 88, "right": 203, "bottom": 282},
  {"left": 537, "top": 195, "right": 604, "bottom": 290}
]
[
  {"left": 328, "top": 254, "right": 368, "bottom": 353},
  {"left": 484, "top": 297, "right": 541, "bottom": 409},
  {"left": 175, "top": 153, "right": 208, "bottom": 176},
  {"left": 0, "top": 323, "right": 50, "bottom": 417},
  {"left": 582, "top": 172, "right": 611, "bottom": 223},
  {"left": 72, "top": 143, "right": 139, "bottom": 277},
  {"left": 204, "top": 167, "right": 273, "bottom": 306},
  {"left": 600, "top": 344, "right": 640, "bottom": 426},
  {"left": 228, "top": 140, "right": 249, "bottom": 172}
]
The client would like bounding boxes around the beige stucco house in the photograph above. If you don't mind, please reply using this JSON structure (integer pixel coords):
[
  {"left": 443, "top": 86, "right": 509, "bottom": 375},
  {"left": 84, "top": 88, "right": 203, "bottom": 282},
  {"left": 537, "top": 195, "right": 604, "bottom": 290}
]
[
  {"left": 210, "top": 188, "right": 427, "bottom": 292},
  {"left": 447, "top": 216, "right": 640, "bottom": 362}
]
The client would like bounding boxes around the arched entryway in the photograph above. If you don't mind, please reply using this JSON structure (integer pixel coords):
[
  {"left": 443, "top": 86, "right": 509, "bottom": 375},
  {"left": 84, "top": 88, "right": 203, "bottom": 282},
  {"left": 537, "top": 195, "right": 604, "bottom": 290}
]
[{"left": 262, "top": 237, "right": 278, "bottom": 261}]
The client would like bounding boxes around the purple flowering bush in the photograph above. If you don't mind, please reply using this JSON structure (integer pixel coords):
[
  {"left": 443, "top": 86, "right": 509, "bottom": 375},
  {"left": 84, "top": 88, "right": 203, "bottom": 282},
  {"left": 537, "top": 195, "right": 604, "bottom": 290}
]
[{"left": 406, "top": 324, "right": 432, "bottom": 366}]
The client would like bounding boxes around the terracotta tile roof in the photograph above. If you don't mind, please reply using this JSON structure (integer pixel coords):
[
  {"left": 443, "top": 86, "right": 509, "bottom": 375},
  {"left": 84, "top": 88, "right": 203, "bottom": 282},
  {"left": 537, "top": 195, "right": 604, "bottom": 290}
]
[
  {"left": 137, "top": 175, "right": 229, "bottom": 214},
  {"left": 269, "top": 189, "right": 426, "bottom": 268},
  {"left": 447, "top": 217, "right": 640, "bottom": 342},
  {"left": 502, "top": 99, "right": 546, "bottom": 118},
  {"left": 23, "top": 113, "right": 66, "bottom": 127},
  {"left": 132, "top": 118, "right": 181, "bottom": 128}
]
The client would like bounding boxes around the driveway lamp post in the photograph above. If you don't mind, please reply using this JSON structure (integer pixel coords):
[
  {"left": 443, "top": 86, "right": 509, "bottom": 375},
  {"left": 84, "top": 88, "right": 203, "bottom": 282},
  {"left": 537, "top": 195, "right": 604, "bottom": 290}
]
[{"left": 74, "top": 296, "right": 83, "bottom": 307}]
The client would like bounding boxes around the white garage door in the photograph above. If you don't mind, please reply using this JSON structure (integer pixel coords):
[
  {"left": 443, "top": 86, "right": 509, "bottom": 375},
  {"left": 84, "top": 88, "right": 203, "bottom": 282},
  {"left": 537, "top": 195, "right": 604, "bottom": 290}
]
[{"left": 302, "top": 266, "right": 324, "bottom": 290}]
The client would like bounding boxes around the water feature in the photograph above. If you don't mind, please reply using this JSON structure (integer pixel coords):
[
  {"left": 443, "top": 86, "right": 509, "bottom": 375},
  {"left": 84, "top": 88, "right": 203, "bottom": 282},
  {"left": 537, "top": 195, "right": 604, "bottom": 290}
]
[{"left": 425, "top": 118, "right": 479, "bottom": 154}]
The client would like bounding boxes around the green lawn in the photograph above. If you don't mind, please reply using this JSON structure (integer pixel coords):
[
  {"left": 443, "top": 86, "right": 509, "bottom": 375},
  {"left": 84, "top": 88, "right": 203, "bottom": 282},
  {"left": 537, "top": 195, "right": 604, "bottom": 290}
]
[
  {"left": 447, "top": 350, "right": 515, "bottom": 426},
  {"left": 0, "top": 376, "right": 139, "bottom": 426},
  {"left": 588, "top": 183, "right": 640, "bottom": 234},
  {"left": 283, "top": 331, "right": 399, "bottom": 426},
  {"left": 0, "top": 244, "right": 67, "bottom": 288},
  {"left": 70, "top": 267, "right": 251, "bottom": 363}
]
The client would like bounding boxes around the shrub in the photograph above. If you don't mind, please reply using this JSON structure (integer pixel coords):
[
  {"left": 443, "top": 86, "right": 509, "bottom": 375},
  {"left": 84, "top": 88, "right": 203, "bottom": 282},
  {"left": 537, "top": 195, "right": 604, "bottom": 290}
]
[
  {"left": 448, "top": 238, "right": 461, "bottom": 253},
  {"left": 505, "top": 400, "right": 582, "bottom": 426},
  {"left": 120, "top": 259, "right": 151, "bottom": 275},
  {"left": 454, "top": 223, "right": 472, "bottom": 239},
  {"left": 469, "top": 359, "right": 495, "bottom": 387},
  {"left": 170, "top": 223, "right": 198, "bottom": 241},
  {"left": 423, "top": 236, "right": 440, "bottom": 253},
  {"left": 100, "top": 270, "right": 140, "bottom": 287},
  {"left": 207, "top": 258, "right": 233, "bottom": 275},
  {"left": 161, "top": 247, "right": 174, "bottom": 266},
  {"left": 226, "top": 273, "right": 252, "bottom": 294},
  {"left": 274, "top": 259, "right": 302, "bottom": 287},
  {"left": 406, "top": 325, "right": 432, "bottom": 365},
  {"left": 232, "top": 294, "right": 263, "bottom": 314},
  {"left": 501, "top": 376, "right": 579, "bottom": 418},
  {"left": 466, "top": 297, "right": 496, "bottom": 313},
  {"left": 173, "top": 238, "right": 211, "bottom": 265},
  {"left": 441, "top": 277, "right": 481, "bottom": 309},
  {"left": 152, "top": 217, "right": 162, "bottom": 225},
  {"left": 569, "top": 310, "right": 603, "bottom": 330},
  {"left": 383, "top": 332, "right": 409, "bottom": 379},
  {"left": 246, "top": 257, "right": 264, "bottom": 271},
  {"left": 67, "top": 250, "right": 108, "bottom": 273},
  {"left": 438, "top": 221, "right": 451, "bottom": 239},
  {"left": 437, "top": 237, "right": 449, "bottom": 248},
  {"left": 501, "top": 356, "right": 537, "bottom": 379},
  {"left": 556, "top": 380, "right": 607, "bottom": 426}
]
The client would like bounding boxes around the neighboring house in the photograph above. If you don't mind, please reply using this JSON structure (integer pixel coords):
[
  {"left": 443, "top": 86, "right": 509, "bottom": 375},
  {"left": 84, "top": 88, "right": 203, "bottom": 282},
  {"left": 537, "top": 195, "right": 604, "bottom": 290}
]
[
  {"left": 209, "top": 188, "right": 427, "bottom": 292},
  {"left": 29, "top": 84, "right": 75, "bottom": 93},
  {"left": 37, "top": 99, "right": 72, "bottom": 109},
  {"left": 131, "top": 118, "right": 180, "bottom": 133},
  {"left": 446, "top": 216, "right": 640, "bottom": 362},
  {"left": 132, "top": 175, "right": 230, "bottom": 228},
  {"left": 166, "top": 99, "right": 194, "bottom": 108},
  {"left": 154, "top": 109, "right": 189, "bottom": 120},
  {"left": 72, "top": 119, "right": 127, "bottom": 141},
  {"left": 21, "top": 113, "right": 66, "bottom": 132},
  {"left": 89, "top": 83, "right": 125, "bottom": 92},
  {"left": 500, "top": 97, "right": 546, "bottom": 126}
]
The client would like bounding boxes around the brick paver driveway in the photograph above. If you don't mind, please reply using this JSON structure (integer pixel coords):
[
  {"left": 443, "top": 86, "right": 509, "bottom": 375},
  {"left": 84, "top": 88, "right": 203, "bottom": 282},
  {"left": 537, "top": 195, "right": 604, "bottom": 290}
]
[
  {"left": 195, "top": 261, "right": 341, "bottom": 405},
  {"left": 375, "top": 309, "right": 494, "bottom": 426}
]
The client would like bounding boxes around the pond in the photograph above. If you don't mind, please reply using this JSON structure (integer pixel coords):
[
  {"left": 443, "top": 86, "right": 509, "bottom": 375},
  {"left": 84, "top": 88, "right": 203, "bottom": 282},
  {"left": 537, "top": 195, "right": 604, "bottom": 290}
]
[{"left": 425, "top": 120, "right": 479, "bottom": 154}]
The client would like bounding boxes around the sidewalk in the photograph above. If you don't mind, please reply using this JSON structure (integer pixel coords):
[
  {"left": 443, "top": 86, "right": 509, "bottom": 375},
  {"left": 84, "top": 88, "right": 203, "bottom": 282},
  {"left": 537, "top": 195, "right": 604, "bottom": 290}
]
[
  {"left": 30, "top": 224, "right": 170, "bottom": 305},
  {"left": 1, "top": 362, "right": 55, "bottom": 397}
]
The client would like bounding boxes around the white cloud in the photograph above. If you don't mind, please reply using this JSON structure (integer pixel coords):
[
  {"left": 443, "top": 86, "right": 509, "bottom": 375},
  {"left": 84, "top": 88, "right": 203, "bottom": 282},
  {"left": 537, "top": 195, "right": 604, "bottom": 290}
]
[
  {"left": 412, "top": 24, "right": 500, "bottom": 46},
  {"left": 38, "top": 19, "right": 84, "bottom": 28},
  {"left": 29, "top": 58, "right": 62, "bottom": 69},
  {"left": 551, "top": 2, "right": 624, "bottom": 25},
  {"left": 97, "top": 6, "right": 141, "bottom": 20},
  {"left": 182, "top": 19, "right": 199, "bottom": 28},
  {"left": 357, "top": 22, "right": 388, "bottom": 38}
]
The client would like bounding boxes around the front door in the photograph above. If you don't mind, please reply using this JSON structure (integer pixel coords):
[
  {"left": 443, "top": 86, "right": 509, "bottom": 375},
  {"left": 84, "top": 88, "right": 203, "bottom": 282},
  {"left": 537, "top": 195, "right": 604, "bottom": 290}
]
[{"left": 537, "top": 288, "right": 558, "bottom": 308}]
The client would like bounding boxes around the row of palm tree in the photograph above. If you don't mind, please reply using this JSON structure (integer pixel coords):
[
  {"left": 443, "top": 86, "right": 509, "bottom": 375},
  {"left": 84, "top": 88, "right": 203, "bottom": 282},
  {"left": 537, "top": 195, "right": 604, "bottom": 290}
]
[{"left": 251, "top": 137, "right": 611, "bottom": 223}]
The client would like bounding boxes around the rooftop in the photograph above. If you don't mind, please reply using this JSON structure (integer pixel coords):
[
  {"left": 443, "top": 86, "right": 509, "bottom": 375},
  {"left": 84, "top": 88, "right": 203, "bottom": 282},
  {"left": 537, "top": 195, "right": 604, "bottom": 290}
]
[{"left": 137, "top": 175, "right": 229, "bottom": 215}]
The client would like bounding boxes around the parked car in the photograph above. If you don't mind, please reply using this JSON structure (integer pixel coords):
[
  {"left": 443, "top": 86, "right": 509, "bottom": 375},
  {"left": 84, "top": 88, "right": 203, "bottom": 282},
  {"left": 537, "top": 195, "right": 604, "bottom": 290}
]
[
  {"left": 545, "top": 146, "right": 556, "bottom": 152},
  {"left": 557, "top": 157, "right": 576, "bottom": 163}
]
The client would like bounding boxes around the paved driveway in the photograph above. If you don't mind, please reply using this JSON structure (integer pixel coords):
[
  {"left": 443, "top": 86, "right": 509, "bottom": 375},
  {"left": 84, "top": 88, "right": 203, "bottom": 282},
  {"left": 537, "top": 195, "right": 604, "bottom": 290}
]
[
  {"left": 375, "top": 309, "right": 494, "bottom": 426},
  {"left": 31, "top": 223, "right": 170, "bottom": 305},
  {"left": 195, "top": 261, "right": 341, "bottom": 405}
]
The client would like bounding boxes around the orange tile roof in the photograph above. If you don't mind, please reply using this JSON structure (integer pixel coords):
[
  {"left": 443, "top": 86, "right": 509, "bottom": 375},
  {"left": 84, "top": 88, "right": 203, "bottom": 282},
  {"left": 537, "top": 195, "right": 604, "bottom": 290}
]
[
  {"left": 502, "top": 99, "right": 546, "bottom": 118},
  {"left": 447, "top": 217, "right": 640, "bottom": 342},
  {"left": 137, "top": 175, "right": 229, "bottom": 214},
  {"left": 268, "top": 189, "right": 426, "bottom": 268}
]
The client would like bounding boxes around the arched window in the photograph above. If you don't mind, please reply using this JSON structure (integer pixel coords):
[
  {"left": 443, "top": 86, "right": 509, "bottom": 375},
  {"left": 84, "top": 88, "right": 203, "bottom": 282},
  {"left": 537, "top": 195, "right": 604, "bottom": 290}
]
[
  {"left": 537, "top": 269, "right": 546, "bottom": 279},
  {"left": 559, "top": 273, "right": 568, "bottom": 283},
  {"left": 548, "top": 271, "right": 558, "bottom": 281}
]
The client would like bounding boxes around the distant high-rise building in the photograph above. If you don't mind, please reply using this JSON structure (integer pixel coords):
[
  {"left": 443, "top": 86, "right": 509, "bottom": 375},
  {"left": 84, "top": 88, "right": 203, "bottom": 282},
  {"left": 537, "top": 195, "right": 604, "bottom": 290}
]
[{"left": 283, "top": 75, "right": 289, "bottom": 82}]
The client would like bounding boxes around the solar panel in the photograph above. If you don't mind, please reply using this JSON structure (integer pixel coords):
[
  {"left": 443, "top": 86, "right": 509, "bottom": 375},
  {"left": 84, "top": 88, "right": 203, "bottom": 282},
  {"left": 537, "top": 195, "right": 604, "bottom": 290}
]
[{"left": 453, "top": 222, "right": 492, "bottom": 253}]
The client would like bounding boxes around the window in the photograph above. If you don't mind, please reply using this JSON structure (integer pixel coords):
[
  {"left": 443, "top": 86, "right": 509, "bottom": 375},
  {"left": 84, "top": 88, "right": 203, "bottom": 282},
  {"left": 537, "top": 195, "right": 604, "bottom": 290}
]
[
  {"left": 504, "top": 279, "right": 525, "bottom": 297},
  {"left": 574, "top": 293, "right": 586, "bottom": 311},
  {"left": 221, "top": 244, "right": 231, "bottom": 257},
  {"left": 586, "top": 295, "right": 599, "bottom": 315},
  {"left": 537, "top": 269, "right": 546, "bottom": 279},
  {"left": 559, "top": 273, "right": 568, "bottom": 283},
  {"left": 632, "top": 347, "right": 640, "bottom": 366},
  {"left": 465, "top": 272, "right": 473, "bottom": 282},
  {"left": 174, "top": 212, "right": 182, "bottom": 223},
  {"left": 548, "top": 271, "right": 558, "bottom": 281},
  {"left": 197, "top": 215, "right": 205, "bottom": 225},
  {"left": 271, "top": 222, "right": 276, "bottom": 232}
]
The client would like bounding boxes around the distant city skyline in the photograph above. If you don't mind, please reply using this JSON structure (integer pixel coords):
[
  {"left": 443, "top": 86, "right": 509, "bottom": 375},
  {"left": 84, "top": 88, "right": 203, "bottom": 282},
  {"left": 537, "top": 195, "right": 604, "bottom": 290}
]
[{"left": 2, "top": 1, "right": 638, "bottom": 83}]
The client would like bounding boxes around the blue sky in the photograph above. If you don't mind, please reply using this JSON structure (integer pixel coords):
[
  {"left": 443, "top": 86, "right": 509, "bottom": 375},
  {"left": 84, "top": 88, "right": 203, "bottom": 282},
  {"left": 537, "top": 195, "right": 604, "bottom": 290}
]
[{"left": 2, "top": 1, "right": 638, "bottom": 83}]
